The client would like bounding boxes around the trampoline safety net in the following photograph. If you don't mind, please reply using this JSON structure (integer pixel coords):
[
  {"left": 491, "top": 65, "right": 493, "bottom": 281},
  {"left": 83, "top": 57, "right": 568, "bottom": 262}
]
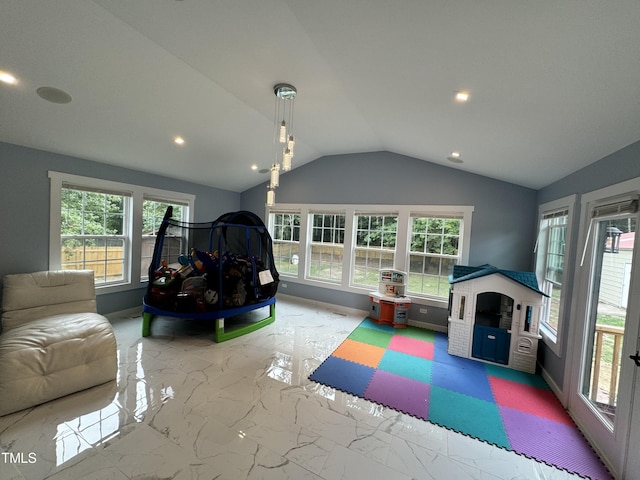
[{"left": 144, "top": 207, "right": 279, "bottom": 313}]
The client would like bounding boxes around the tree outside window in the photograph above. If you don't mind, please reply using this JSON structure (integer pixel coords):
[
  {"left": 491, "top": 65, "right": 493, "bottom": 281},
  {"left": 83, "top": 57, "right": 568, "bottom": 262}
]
[
  {"left": 309, "top": 213, "right": 345, "bottom": 282},
  {"left": 141, "top": 199, "right": 187, "bottom": 280},
  {"left": 408, "top": 216, "right": 461, "bottom": 298},
  {"left": 352, "top": 214, "right": 398, "bottom": 287},
  {"left": 61, "top": 187, "right": 127, "bottom": 284}
]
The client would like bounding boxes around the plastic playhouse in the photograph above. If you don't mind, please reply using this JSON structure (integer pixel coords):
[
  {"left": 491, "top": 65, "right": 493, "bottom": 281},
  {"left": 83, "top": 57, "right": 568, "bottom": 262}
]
[{"left": 447, "top": 264, "right": 546, "bottom": 373}]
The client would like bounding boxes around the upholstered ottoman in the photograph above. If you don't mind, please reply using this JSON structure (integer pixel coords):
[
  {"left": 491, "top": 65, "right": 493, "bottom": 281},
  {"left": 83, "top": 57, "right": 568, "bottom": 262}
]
[{"left": 0, "top": 270, "right": 117, "bottom": 417}]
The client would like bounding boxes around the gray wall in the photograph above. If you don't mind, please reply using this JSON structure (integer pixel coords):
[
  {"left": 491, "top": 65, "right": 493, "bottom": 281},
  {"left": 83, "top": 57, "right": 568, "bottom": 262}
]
[
  {"left": 241, "top": 151, "right": 538, "bottom": 327},
  {"left": 0, "top": 141, "right": 240, "bottom": 314},
  {"left": 536, "top": 139, "right": 640, "bottom": 389}
]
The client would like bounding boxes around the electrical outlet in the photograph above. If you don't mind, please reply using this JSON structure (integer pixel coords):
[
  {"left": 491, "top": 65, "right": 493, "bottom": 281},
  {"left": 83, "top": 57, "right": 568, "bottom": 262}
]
[
  {"left": 419, "top": 307, "right": 428, "bottom": 314},
  {"left": 281, "top": 283, "right": 287, "bottom": 288}
]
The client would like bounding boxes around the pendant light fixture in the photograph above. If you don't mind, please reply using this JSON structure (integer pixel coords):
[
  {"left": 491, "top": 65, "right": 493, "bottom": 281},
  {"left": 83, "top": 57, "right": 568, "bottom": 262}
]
[
  {"left": 267, "top": 83, "right": 297, "bottom": 205},
  {"left": 269, "top": 163, "right": 280, "bottom": 188}
]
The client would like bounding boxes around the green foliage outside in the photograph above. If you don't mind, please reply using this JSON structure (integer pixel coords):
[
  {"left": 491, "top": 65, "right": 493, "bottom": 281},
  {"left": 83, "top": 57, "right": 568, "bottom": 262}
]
[
  {"left": 61, "top": 189, "right": 124, "bottom": 237},
  {"left": 410, "top": 217, "right": 460, "bottom": 255},
  {"left": 356, "top": 215, "right": 397, "bottom": 248},
  {"left": 142, "top": 201, "right": 183, "bottom": 234},
  {"left": 62, "top": 190, "right": 182, "bottom": 237},
  {"left": 61, "top": 190, "right": 182, "bottom": 272},
  {"left": 270, "top": 213, "right": 461, "bottom": 299}
]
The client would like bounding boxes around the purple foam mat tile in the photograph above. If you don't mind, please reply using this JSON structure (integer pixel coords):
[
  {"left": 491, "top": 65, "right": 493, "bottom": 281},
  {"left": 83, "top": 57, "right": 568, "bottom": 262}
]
[
  {"left": 500, "top": 406, "right": 613, "bottom": 480},
  {"left": 364, "top": 370, "right": 430, "bottom": 419}
]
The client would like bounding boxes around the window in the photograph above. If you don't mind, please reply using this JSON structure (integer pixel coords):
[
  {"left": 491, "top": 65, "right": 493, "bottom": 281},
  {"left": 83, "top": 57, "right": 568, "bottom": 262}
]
[
  {"left": 539, "top": 211, "right": 568, "bottom": 335},
  {"left": 353, "top": 214, "right": 397, "bottom": 287},
  {"left": 141, "top": 198, "right": 188, "bottom": 281},
  {"left": 266, "top": 203, "right": 473, "bottom": 307},
  {"left": 270, "top": 212, "right": 301, "bottom": 275},
  {"left": 535, "top": 195, "right": 575, "bottom": 353},
  {"left": 408, "top": 216, "right": 461, "bottom": 298},
  {"left": 308, "top": 213, "right": 345, "bottom": 283},
  {"left": 50, "top": 172, "right": 194, "bottom": 293},
  {"left": 61, "top": 187, "right": 128, "bottom": 285}
]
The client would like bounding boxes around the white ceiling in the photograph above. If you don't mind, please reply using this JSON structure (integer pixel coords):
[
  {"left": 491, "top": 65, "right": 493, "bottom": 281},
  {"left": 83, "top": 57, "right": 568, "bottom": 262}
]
[{"left": 2, "top": 0, "right": 640, "bottom": 192}]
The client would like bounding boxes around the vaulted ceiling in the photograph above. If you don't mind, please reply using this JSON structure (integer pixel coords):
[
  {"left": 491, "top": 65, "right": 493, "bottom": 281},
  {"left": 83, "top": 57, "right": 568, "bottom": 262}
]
[{"left": 2, "top": 1, "right": 640, "bottom": 192}]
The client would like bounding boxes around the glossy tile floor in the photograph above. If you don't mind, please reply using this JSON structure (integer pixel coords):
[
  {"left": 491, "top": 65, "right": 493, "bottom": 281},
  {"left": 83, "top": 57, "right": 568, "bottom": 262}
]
[{"left": 1, "top": 294, "right": 587, "bottom": 480}]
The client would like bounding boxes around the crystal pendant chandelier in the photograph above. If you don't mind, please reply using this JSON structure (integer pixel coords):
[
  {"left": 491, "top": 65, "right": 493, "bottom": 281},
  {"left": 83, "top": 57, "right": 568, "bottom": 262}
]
[{"left": 267, "top": 83, "right": 297, "bottom": 206}]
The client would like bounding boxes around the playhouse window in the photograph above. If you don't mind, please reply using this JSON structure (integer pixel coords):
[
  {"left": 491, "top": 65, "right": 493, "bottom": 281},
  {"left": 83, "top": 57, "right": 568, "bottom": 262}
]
[
  {"left": 524, "top": 305, "right": 533, "bottom": 332},
  {"left": 459, "top": 295, "right": 466, "bottom": 320}
]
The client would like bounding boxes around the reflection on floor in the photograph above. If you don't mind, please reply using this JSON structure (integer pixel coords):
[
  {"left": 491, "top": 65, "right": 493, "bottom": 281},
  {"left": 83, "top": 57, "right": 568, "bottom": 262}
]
[{"left": 0, "top": 294, "right": 585, "bottom": 479}]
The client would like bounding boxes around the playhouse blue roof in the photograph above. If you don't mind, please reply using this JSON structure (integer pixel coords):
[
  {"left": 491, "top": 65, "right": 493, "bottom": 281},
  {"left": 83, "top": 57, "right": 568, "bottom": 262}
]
[{"left": 449, "top": 264, "right": 547, "bottom": 297}]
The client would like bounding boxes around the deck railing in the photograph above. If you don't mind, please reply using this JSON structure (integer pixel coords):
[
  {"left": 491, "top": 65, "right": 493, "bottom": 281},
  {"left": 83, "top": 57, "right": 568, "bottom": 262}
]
[{"left": 590, "top": 324, "right": 625, "bottom": 406}]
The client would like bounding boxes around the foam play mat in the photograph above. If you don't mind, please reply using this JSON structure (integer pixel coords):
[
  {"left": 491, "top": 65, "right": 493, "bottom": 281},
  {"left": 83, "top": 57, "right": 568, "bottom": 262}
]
[{"left": 309, "top": 318, "right": 612, "bottom": 480}]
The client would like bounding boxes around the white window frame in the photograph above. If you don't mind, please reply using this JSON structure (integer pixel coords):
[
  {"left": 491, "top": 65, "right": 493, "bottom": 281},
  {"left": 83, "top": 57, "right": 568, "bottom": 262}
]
[
  {"left": 267, "top": 203, "right": 473, "bottom": 308},
  {"left": 535, "top": 194, "right": 576, "bottom": 356},
  {"left": 140, "top": 195, "right": 191, "bottom": 282},
  {"left": 407, "top": 213, "right": 464, "bottom": 299},
  {"left": 270, "top": 211, "right": 302, "bottom": 277},
  {"left": 352, "top": 212, "right": 399, "bottom": 289},
  {"left": 308, "top": 211, "right": 347, "bottom": 284},
  {"left": 49, "top": 171, "right": 195, "bottom": 295}
]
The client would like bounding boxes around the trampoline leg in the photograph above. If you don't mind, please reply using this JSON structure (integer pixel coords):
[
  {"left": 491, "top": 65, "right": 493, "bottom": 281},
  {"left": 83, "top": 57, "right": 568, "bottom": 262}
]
[{"left": 142, "top": 312, "right": 153, "bottom": 337}]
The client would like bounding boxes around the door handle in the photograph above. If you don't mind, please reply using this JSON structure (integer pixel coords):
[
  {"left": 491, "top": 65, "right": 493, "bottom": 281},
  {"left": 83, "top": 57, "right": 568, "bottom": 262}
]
[{"left": 630, "top": 351, "right": 640, "bottom": 367}]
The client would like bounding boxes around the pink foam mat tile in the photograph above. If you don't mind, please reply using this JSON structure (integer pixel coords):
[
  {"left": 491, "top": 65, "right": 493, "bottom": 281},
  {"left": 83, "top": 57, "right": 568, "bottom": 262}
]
[
  {"left": 388, "top": 335, "right": 434, "bottom": 360},
  {"left": 489, "top": 376, "right": 574, "bottom": 426}
]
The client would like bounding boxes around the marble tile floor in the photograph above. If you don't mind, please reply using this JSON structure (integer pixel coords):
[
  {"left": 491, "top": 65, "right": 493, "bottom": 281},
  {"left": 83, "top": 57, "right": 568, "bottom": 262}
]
[{"left": 0, "top": 294, "right": 588, "bottom": 480}]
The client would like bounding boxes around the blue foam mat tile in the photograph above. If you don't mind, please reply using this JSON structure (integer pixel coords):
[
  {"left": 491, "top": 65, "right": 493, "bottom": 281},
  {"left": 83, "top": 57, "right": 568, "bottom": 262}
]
[
  {"left": 309, "top": 355, "right": 376, "bottom": 397},
  {"left": 431, "top": 361, "right": 495, "bottom": 402}
]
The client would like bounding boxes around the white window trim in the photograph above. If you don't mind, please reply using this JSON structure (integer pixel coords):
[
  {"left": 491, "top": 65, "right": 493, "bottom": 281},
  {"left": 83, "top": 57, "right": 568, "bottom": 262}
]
[
  {"left": 536, "top": 194, "right": 576, "bottom": 356},
  {"left": 308, "top": 211, "right": 347, "bottom": 284},
  {"left": 49, "top": 171, "right": 195, "bottom": 295},
  {"left": 267, "top": 203, "right": 473, "bottom": 308}
]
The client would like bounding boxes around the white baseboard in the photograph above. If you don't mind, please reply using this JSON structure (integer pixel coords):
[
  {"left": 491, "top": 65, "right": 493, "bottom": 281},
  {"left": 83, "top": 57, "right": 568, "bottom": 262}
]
[
  {"left": 539, "top": 363, "right": 568, "bottom": 407},
  {"left": 104, "top": 306, "right": 142, "bottom": 321},
  {"left": 407, "top": 319, "right": 447, "bottom": 333}
]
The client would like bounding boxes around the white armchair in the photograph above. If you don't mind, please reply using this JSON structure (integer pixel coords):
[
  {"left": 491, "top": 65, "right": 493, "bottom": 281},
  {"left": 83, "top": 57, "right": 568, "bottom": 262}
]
[{"left": 0, "top": 270, "right": 117, "bottom": 416}]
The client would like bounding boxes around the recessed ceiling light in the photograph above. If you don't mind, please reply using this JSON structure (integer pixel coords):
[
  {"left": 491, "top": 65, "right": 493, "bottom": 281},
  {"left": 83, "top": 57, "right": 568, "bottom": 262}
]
[
  {"left": 454, "top": 91, "right": 470, "bottom": 102},
  {"left": 0, "top": 71, "right": 17, "bottom": 85},
  {"left": 447, "top": 152, "right": 463, "bottom": 164},
  {"left": 251, "top": 164, "right": 258, "bottom": 171},
  {"left": 174, "top": 136, "right": 185, "bottom": 145}
]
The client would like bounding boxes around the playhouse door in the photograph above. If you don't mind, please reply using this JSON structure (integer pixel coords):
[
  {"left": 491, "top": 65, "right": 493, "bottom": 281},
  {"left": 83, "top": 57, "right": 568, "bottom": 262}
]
[{"left": 569, "top": 204, "right": 640, "bottom": 478}]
